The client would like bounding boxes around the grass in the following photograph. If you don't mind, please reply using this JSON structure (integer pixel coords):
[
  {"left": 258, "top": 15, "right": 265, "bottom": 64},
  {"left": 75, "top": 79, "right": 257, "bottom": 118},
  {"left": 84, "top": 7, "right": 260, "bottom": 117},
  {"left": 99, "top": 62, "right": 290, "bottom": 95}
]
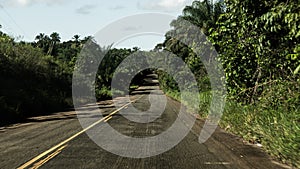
[
  {"left": 220, "top": 101, "right": 299, "bottom": 168},
  {"left": 162, "top": 81, "right": 300, "bottom": 168}
]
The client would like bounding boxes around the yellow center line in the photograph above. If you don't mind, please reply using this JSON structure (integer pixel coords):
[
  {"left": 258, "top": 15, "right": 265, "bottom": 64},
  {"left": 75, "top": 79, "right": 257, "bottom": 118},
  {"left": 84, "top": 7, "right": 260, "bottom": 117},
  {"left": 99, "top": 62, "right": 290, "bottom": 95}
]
[
  {"left": 17, "top": 95, "right": 143, "bottom": 169},
  {"left": 29, "top": 144, "right": 68, "bottom": 169},
  {"left": 204, "top": 162, "right": 231, "bottom": 165},
  {"left": 104, "top": 116, "right": 113, "bottom": 122}
]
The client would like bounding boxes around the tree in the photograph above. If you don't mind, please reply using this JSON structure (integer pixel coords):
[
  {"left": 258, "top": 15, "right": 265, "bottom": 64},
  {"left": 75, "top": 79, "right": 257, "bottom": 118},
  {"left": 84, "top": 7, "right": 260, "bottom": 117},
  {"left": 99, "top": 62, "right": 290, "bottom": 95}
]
[
  {"left": 73, "top": 35, "right": 80, "bottom": 42},
  {"left": 72, "top": 35, "right": 81, "bottom": 49},
  {"left": 35, "top": 33, "right": 51, "bottom": 53},
  {"left": 35, "top": 33, "right": 45, "bottom": 42},
  {"left": 156, "top": 0, "right": 225, "bottom": 93},
  {"left": 47, "top": 32, "right": 61, "bottom": 56},
  {"left": 161, "top": 0, "right": 225, "bottom": 54},
  {"left": 210, "top": 0, "right": 300, "bottom": 101},
  {"left": 181, "top": 0, "right": 225, "bottom": 35}
]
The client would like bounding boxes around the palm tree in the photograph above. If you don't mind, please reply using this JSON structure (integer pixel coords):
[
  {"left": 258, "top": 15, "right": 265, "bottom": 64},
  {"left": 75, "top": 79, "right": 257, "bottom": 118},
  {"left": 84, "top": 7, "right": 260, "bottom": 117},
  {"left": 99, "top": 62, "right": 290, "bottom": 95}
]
[
  {"left": 72, "top": 35, "right": 80, "bottom": 42},
  {"left": 47, "top": 32, "right": 61, "bottom": 56},
  {"left": 35, "top": 33, "right": 45, "bottom": 41},
  {"left": 50, "top": 32, "right": 61, "bottom": 43},
  {"left": 72, "top": 34, "right": 81, "bottom": 48},
  {"left": 157, "top": 0, "right": 225, "bottom": 64},
  {"left": 182, "top": 0, "right": 224, "bottom": 35},
  {"left": 35, "top": 33, "right": 46, "bottom": 48},
  {"left": 35, "top": 33, "right": 51, "bottom": 53}
]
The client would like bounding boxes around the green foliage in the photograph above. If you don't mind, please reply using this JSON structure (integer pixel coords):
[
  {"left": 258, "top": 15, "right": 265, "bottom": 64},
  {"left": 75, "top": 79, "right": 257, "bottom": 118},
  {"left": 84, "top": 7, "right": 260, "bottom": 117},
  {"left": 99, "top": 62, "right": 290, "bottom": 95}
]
[
  {"left": 210, "top": 0, "right": 300, "bottom": 102},
  {"left": 157, "top": 0, "right": 224, "bottom": 96},
  {"left": 182, "top": 0, "right": 225, "bottom": 35},
  {"left": 209, "top": 1, "right": 300, "bottom": 166},
  {"left": 157, "top": 0, "right": 300, "bottom": 167},
  {"left": 0, "top": 28, "right": 140, "bottom": 125},
  {"left": 0, "top": 31, "right": 73, "bottom": 125},
  {"left": 220, "top": 80, "right": 299, "bottom": 167},
  {"left": 95, "top": 48, "right": 135, "bottom": 100},
  {"left": 97, "top": 48, "right": 133, "bottom": 87},
  {"left": 295, "top": 65, "right": 300, "bottom": 75},
  {"left": 0, "top": 27, "right": 138, "bottom": 125}
]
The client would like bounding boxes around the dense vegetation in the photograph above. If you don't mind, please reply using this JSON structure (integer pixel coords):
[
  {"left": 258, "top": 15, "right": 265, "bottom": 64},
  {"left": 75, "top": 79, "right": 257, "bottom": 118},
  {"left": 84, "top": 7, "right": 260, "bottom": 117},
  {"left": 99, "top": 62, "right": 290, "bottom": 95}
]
[
  {"left": 156, "top": 0, "right": 299, "bottom": 167},
  {"left": 0, "top": 29, "right": 138, "bottom": 125},
  {"left": 0, "top": 31, "right": 73, "bottom": 125}
]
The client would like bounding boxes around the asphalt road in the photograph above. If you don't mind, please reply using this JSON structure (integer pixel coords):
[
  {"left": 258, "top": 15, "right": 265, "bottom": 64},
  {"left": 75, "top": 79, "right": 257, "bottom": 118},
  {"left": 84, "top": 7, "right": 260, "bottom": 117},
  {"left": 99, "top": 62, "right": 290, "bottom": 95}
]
[{"left": 0, "top": 76, "right": 291, "bottom": 169}]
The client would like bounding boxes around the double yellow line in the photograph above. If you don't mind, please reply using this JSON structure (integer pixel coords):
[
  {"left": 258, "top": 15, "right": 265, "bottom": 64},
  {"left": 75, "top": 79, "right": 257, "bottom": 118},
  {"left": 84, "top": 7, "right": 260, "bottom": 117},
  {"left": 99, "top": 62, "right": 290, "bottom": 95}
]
[{"left": 18, "top": 96, "right": 142, "bottom": 169}]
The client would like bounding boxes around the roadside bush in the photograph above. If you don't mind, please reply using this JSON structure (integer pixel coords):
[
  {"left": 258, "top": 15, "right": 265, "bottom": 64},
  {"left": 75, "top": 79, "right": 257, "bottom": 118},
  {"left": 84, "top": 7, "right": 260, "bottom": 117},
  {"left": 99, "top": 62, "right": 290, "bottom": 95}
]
[
  {"left": 0, "top": 34, "right": 72, "bottom": 125},
  {"left": 220, "top": 80, "right": 300, "bottom": 167}
]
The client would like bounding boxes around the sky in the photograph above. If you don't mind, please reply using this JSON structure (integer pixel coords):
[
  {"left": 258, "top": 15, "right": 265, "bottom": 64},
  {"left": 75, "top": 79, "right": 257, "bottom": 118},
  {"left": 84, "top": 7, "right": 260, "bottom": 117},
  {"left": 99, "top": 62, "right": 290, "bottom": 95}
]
[{"left": 0, "top": 0, "right": 195, "bottom": 50}]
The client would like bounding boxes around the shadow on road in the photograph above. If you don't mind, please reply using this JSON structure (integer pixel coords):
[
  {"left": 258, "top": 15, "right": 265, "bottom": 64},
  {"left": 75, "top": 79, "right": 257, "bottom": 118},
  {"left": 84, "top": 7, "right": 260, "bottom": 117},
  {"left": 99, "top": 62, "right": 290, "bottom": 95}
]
[{"left": 1, "top": 74, "right": 161, "bottom": 128}]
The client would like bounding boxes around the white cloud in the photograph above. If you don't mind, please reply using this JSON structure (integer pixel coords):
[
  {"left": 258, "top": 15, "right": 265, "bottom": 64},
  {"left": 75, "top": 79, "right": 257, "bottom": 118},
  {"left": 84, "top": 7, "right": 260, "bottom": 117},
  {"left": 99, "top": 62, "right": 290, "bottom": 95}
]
[
  {"left": 76, "top": 4, "right": 96, "bottom": 15},
  {"left": 139, "top": 0, "right": 193, "bottom": 12},
  {"left": 110, "top": 5, "right": 125, "bottom": 10},
  {"left": 158, "top": 0, "right": 186, "bottom": 8},
  {"left": 0, "top": 0, "right": 69, "bottom": 7}
]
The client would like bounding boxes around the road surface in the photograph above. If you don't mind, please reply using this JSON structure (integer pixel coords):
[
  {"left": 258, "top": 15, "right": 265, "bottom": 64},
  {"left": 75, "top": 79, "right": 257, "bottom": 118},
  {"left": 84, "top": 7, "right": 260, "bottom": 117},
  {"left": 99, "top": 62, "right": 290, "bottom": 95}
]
[{"left": 0, "top": 75, "right": 291, "bottom": 169}]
